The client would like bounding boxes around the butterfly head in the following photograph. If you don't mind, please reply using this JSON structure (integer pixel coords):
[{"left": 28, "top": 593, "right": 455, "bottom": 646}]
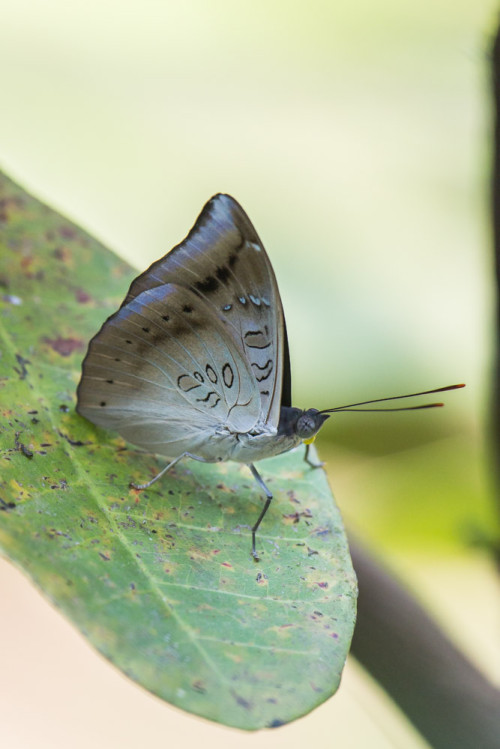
[{"left": 286, "top": 408, "right": 330, "bottom": 444}]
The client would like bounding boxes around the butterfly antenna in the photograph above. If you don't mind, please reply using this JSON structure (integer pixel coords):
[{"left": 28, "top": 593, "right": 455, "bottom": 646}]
[{"left": 319, "top": 383, "right": 465, "bottom": 413}]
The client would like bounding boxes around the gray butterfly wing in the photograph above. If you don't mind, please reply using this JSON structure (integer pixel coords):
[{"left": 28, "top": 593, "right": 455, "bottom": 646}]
[
  {"left": 76, "top": 282, "right": 262, "bottom": 457},
  {"left": 122, "top": 194, "right": 290, "bottom": 425}
]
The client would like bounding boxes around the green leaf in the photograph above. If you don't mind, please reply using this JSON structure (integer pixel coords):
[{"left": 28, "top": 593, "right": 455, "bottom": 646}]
[{"left": 0, "top": 171, "right": 357, "bottom": 730}]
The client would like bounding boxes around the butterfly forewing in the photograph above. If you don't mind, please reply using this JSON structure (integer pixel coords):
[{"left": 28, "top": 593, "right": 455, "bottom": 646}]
[
  {"left": 121, "top": 194, "right": 287, "bottom": 429},
  {"left": 77, "top": 282, "right": 263, "bottom": 456}
]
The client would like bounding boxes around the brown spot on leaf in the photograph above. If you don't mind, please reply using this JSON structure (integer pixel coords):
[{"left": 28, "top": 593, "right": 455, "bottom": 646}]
[
  {"left": 75, "top": 288, "right": 91, "bottom": 303},
  {"left": 43, "top": 336, "right": 83, "bottom": 356},
  {"left": 59, "top": 225, "right": 76, "bottom": 240},
  {"left": 53, "top": 246, "right": 71, "bottom": 261},
  {"left": 20, "top": 255, "right": 34, "bottom": 270}
]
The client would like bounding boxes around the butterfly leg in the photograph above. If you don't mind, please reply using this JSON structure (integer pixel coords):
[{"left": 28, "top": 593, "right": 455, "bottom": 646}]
[
  {"left": 130, "top": 452, "right": 216, "bottom": 490},
  {"left": 304, "top": 443, "right": 325, "bottom": 469},
  {"left": 248, "top": 463, "right": 273, "bottom": 560}
]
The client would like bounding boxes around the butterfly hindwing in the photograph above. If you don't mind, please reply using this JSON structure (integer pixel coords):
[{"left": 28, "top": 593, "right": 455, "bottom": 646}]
[{"left": 76, "top": 282, "right": 263, "bottom": 456}]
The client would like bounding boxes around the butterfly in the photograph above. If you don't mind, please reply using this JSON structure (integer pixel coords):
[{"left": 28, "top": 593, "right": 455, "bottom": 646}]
[{"left": 76, "top": 194, "right": 463, "bottom": 558}]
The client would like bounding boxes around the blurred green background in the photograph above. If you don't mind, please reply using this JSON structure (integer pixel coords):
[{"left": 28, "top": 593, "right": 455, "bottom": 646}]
[{"left": 0, "top": 1, "right": 498, "bottom": 747}]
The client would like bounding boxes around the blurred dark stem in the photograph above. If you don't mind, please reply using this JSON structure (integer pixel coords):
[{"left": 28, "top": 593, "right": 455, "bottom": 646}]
[
  {"left": 492, "top": 20, "right": 500, "bottom": 550},
  {"left": 349, "top": 540, "right": 500, "bottom": 749},
  {"left": 347, "top": 28, "right": 500, "bottom": 746}
]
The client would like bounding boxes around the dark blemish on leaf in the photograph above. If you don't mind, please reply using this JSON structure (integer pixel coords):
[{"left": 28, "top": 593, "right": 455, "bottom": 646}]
[
  {"left": 183, "top": 304, "right": 193, "bottom": 313},
  {"left": 31, "top": 417, "right": 39, "bottom": 424},
  {"left": 130, "top": 582, "right": 136, "bottom": 590},
  {"left": 162, "top": 315, "right": 169, "bottom": 321},
  {"left": 228, "top": 252, "right": 237, "bottom": 269},
  {"left": 232, "top": 691, "right": 252, "bottom": 710},
  {"left": 59, "top": 404, "right": 69, "bottom": 412},
  {"left": 0, "top": 497, "right": 16, "bottom": 511},
  {"left": 106, "top": 379, "right": 113, "bottom": 384},
  {"left": 316, "top": 582, "right": 328, "bottom": 589},
  {"left": 99, "top": 552, "right": 111, "bottom": 561},
  {"left": 100, "top": 401, "right": 106, "bottom": 407},
  {"left": 43, "top": 336, "right": 83, "bottom": 357},
  {"left": 14, "top": 353, "right": 30, "bottom": 380},
  {"left": 58, "top": 430, "right": 86, "bottom": 447},
  {"left": 313, "top": 610, "right": 324, "bottom": 617},
  {"left": 221, "top": 562, "right": 232, "bottom": 568},
  {"left": 27, "top": 410, "right": 38, "bottom": 415},
  {"left": 284, "top": 509, "right": 312, "bottom": 524},
  {"left": 310, "top": 682, "right": 324, "bottom": 693},
  {"left": 126, "top": 339, "right": 133, "bottom": 344},
  {"left": 192, "top": 680, "right": 206, "bottom": 694},
  {"left": 14, "top": 432, "right": 33, "bottom": 459},
  {"left": 142, "top": 327, "right": 150, "bottom": 333},
  {"left": 307, "top": 547, "right": 319, "bottom": 557},
  {"left": 40, "top": 443, "right": 52, "bottom": 447},
  {"left": 268, "top": 719, "right": 286, "bottom": 728}
]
